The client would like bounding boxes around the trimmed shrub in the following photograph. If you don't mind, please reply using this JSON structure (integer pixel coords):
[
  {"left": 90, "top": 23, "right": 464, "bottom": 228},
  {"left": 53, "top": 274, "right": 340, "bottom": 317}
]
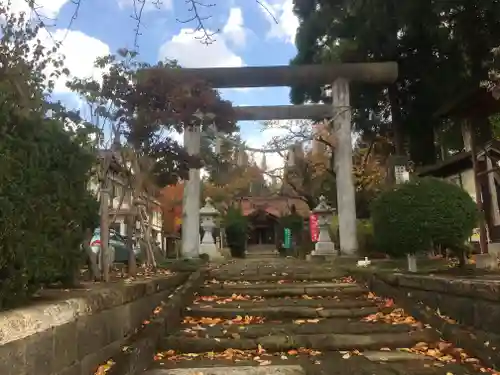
[
  {"left": 223, "top": 204, "right": 248, "bottom": 258},
  {"left": 330, "top": 216, "right": 378, "bottom": 257},
  {"left": 371, "top": 177, "right": 479, "bottom": 257},
  {"left": 0, "top": 118, "right": 99, "bottom": 309}
]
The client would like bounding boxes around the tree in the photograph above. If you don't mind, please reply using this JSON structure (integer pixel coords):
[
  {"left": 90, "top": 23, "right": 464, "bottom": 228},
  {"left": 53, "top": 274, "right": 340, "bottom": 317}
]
[
  {"left": 263, "top": 119, "right": 386, "bottom": 215},
  {"left": 0, "top": 5, "right": 99, "bottom": 307},
  {"left": 261, "top": 120, "right": 336, "bottom": 209},
  {"left": 290, "top": 0, "right": 500, "bottom": 166},
  {"left": 69, "top": 49, "right": 236, "bottom": 274}
]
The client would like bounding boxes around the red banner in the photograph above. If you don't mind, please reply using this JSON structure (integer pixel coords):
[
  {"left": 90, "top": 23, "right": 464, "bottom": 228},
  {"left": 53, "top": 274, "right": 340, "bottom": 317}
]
[{"left": 310, "top": 214, "right": 319, "bottom": 242}]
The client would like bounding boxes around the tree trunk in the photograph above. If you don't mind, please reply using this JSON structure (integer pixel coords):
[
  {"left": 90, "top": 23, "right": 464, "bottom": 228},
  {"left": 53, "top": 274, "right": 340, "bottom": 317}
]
[
  {"left": 388, "top": 84, "right": 405, "bottom": 155},
  {"left": 100, "top": 186, "right": 110, "bottom": 282},
  {"left": 126, "top": 213, "right": 137, "bottom": 276}
]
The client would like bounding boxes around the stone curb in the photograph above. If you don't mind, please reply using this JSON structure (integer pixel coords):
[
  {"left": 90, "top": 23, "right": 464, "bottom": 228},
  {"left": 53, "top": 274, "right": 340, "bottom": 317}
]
[
  {"left": 106, "top": 269, "right": 207, "bottom": 375},
  {"left": 354, "top": 271, "right": 500, "bottom": 371},
  {"left": 0, "top": 273, "right": 187, "bottom": 346}
]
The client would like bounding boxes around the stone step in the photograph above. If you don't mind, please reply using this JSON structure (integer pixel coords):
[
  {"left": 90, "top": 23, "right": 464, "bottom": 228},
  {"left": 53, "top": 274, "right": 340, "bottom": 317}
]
[
  {"left": 206, "top": 274, "right": 345, "bottom": 282},
  {"left": 146, "top": 351, "right": 479, "bottom": 375},
  {"left": 184, "top": 305, "right": 380, "bottom": 320},
  {"left": 143, "top": 258, "right": 488, "bottom": 375},
  {"left": 161, "top": 329, "right": 438, "bottom": 353},
  {"left": 177, "top": 319, "right": 414, "bottom": 338},
  {"left": 193, "top": 298, "right": 375, "bottom": 309},
  {"left": 144, "top": 365, "right": 305, "bottom": 375},
  {"left": 211, "top": 267, "right": 338, "bottom": 276},
  {"left": 199, "top": 283, "right": 366, "bottom": 297}
]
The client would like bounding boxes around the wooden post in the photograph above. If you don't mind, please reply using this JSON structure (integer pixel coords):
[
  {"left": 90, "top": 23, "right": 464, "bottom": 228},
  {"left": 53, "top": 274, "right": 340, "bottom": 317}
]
[{"left": 332, "top": 78, "right": 358, "bottom": 256}]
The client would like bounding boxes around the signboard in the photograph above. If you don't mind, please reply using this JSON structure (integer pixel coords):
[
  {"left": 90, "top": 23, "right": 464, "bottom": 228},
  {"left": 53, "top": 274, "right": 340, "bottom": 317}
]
[
  {"left": 309, "top": 214, "right": 319, "bottom": 242},
  {"left": 283, "top": 228, "right": 292, "bottom": 249},
  {"left": 394, "top": 166, "right": 409, "bottom": 184},
  {"left": 470, "top": 228, "right": 480, "bottom": 243}
]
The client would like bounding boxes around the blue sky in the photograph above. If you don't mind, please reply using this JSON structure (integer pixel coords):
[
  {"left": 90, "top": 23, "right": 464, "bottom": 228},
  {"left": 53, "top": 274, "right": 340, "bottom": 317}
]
[{"left": 14, "top": 0, "right": 300, "bottom": 159}]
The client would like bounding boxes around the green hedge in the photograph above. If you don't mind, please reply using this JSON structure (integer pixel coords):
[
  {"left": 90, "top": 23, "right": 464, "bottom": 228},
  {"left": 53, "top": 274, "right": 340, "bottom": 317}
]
[
  {"left": 0, "top": 118, "right": 99, "bottom": 309},
  {"left": 371, "top": 177, "right": 479, "bottom": 257}
]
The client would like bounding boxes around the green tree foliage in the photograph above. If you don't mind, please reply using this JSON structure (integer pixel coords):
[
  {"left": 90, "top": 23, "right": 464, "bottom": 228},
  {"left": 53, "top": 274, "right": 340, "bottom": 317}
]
[
  {"left": 371, "top": 178, "right": 479, "bottom": 257},
  {"left": 0, "top": 5, "right": 99, "bottom": 308},
  {"left": 0, "top": 119, "right": 99, "bottom": 308},
  {"left": 291, "top": 0, "right": 500, "bottom": 165}
]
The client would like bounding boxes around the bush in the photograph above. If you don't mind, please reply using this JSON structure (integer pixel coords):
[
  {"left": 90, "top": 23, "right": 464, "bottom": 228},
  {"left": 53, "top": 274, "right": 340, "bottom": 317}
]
[
  {"left": 223, "top": 205, "right": 248, "bottom": 258},
  {"left": 0, "top": 118, "right": 99, "bottom": 309},
  {"left": 371, "top": 177, "right": 479, "bottom": 257},
  {"left": 330, "top": 216, "right": 377, "bottom": 257}
]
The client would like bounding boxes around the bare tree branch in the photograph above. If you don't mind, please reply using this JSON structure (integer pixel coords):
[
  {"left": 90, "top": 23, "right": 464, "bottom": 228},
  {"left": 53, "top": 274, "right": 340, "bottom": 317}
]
[
  {"left": 255, "top": 0, "right": 278, "bottom": 24},
  {"left": 176, "top": 0, "right": 218, "bottom": 45}
]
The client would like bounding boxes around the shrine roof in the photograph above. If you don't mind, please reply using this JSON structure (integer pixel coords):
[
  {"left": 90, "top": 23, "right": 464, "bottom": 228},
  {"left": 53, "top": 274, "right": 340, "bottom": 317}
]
[{"left": 239, "top": 196, "right": 310, "bottom": 218}]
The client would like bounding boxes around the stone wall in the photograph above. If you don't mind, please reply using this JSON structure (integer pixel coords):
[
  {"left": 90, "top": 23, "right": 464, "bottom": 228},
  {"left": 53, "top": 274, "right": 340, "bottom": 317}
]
[
  {"left": 0, "top": 272, "right": 201, "bottom": 375},
  {"left": 375, "top": 273, "right": 500, "bottom": 334}
]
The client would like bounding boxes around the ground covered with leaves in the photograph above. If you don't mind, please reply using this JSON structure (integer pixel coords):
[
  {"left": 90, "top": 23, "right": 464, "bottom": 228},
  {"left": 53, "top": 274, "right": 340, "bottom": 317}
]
[{"left": 135, "top": 258, "right": 500, "bottom": 375}]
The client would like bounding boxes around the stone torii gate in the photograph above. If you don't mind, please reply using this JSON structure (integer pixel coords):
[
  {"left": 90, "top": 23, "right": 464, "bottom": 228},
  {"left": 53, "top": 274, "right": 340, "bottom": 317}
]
[{"left": 167, "top": 62, "right": 398, "bottom": 258}]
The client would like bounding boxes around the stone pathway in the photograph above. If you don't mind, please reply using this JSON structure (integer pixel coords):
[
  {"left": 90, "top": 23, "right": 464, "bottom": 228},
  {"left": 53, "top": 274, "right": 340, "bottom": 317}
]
[{"left": 143, "top": 258, "right": 489, "bottom": 375}]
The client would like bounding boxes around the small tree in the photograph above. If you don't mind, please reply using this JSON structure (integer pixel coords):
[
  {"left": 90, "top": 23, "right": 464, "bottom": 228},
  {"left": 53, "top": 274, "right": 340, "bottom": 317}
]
[
  {"left": 371, "top": 177, "right": 479, "bottom": 262},
  {"left": 223, "top": 204, "right": 248, "bottom": 258},
  {"left": 69, "top": 49, "right": 236, "bottom": 273}
]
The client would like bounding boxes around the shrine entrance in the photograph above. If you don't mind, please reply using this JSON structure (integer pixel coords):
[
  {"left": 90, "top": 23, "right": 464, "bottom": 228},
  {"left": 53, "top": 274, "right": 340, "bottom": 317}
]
[
  {"left": 247, "top": 209, "right": 279, "bottom": 246},
  {"left": 166, "top": 62, "right": 398, "bottom": 258}
]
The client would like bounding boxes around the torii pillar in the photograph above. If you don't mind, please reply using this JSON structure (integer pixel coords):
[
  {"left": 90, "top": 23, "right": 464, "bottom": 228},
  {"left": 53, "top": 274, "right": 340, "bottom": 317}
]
[{"left": 332, "top": 78, "right": 358, "bottom": 255}]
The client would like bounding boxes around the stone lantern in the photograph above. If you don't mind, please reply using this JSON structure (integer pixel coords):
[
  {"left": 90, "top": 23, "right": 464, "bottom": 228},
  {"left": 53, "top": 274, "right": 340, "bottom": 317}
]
[
  {"left": 310, "top": 196, "right": 336, "bottom": 257},
  {"left": 199, "top": 197, "right": 223, "bottom": 259}
]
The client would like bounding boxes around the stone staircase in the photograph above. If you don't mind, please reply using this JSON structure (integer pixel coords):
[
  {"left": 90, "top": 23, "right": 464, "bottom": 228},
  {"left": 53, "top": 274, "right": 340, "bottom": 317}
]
[
  {"left": 143, "top": 259, "right": 486, "bottom": 375},
  {"left": 245, "top": 244, "right": 278, "bottom": 259}
]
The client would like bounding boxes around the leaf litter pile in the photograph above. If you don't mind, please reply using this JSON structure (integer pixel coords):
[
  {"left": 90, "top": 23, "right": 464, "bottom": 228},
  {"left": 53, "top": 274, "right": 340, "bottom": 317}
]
[
  {"left": 362, "top": 292, "right": 500, "bottom": 374},
  {"left": 155, "top": 288, "right": 500, "bottom": 374}
]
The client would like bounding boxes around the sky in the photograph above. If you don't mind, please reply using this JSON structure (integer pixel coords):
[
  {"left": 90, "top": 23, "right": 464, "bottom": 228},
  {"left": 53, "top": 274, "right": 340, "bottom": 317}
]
[{"left": 10, "top": 0, "right": 301, "bottom": 171}]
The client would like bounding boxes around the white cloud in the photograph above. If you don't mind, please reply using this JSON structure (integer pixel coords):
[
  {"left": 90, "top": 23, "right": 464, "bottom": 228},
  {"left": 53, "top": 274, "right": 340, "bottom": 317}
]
[
  {"left": 159, "top": 27, "right": 243, "bottom": 68},
  {"left": 158, "top": 7, "right": 247, "bottom": 68},
  {"left": 116, "top": 0, "right": 173, "bottom": 12},
  {"left": 223, "top": 7, "right": 246, "bottom": 46},
  {"left": 8, "top": 0, "right": 68, "bottom": 19},
  {"left": 258, "top": 0, "right": 299, "bottom": 44},
  {"left": 37, "top": 29, "right": 111, "bottom": 93}
]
